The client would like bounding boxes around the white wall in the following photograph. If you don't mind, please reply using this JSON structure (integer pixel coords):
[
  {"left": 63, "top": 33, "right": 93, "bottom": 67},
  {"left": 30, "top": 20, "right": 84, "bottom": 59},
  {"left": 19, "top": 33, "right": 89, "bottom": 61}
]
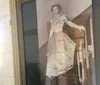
[
  {"left": 0, "top": 0, "right": 15, "bottom": 85},
  {"left": 60, "top": 0, "right": 92, "bottom": 20},
  {"left": 36, "top": 0, "right": 92, "bottom": 48}
]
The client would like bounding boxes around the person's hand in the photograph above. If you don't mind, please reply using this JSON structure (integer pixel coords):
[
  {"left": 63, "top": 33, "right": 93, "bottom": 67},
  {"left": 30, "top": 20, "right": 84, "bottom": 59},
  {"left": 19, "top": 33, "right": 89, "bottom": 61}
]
[{"left": 78, "top": 25, "right": 86, "bottom": 31}]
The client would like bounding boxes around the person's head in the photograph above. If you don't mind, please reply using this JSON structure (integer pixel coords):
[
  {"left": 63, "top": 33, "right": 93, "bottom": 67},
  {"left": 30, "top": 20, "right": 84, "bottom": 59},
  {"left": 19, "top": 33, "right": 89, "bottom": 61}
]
[{"left": 51, "top": 4, "right": 62, "bottom": 15}]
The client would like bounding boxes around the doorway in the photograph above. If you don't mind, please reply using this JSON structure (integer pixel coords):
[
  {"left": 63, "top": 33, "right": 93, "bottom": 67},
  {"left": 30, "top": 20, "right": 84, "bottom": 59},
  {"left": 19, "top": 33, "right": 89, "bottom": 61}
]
[{"left": 21, "top": 0, "right": 41, "bottom": 85}]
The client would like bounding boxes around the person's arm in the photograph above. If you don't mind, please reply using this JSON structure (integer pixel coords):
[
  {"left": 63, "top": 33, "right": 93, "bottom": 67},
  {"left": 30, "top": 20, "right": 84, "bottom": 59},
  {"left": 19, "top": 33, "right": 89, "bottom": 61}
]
[
  {"left": 62, "top": 15, "right": 85, "bottom": 31},
  {"left": 47, "top": 20, "right": 54, "bottom": 40},
  {"left": 49, "top": 28, "right": 54, "bottom": 40},
  {"left": 47, "top": 22, "right": 51, "bottom": 38}
]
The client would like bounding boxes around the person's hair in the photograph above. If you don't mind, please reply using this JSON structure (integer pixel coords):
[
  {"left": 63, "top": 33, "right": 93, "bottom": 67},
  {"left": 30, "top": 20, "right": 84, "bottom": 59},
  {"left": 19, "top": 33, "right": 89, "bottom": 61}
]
[{"left": 51, "top": 4, "right": 62, "bottom": 13}]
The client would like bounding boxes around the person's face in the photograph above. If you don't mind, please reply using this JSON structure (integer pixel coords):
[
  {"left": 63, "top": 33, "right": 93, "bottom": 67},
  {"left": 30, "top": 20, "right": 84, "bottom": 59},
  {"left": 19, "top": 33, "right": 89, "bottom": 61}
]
[{"left": 52, "top": 6, "right": 59, "bottom": 15}]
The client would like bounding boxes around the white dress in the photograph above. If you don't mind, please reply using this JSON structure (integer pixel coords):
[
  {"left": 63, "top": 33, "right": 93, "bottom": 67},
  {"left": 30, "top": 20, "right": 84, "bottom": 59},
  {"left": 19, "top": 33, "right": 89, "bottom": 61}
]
[{"left": 46, "top": 15, "right": 76, "bottom": 78}]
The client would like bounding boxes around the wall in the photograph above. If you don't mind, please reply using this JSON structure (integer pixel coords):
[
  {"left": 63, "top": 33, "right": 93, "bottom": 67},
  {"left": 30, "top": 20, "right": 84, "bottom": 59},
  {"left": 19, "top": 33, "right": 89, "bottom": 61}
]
[
  {"left": 60, "top": 0, "right": 92, "bottom": 20},
  {"left": 0, "top": 0, "right": 15, "bottom": 85},
  {"left": 36, "top": 0, "right": 92, "bottom": 48},
  {"left": 92, "top": 1, "right": 100, "bottom": 85}
]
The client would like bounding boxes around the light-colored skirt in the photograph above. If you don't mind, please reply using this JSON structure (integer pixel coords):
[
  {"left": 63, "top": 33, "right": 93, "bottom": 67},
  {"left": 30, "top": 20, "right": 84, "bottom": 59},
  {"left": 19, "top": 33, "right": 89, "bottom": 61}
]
[{"left": 46, "top": 32, "right": 76, "bottom": 78}]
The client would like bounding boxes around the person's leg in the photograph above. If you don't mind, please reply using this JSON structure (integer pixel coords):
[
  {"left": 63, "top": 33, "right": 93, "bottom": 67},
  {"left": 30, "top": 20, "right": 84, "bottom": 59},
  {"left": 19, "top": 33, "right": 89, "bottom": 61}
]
[
  {"left": 45, "top": 76, "right": 58, "bottom": 85},
  {"left": 57, "top": 74, "right": 68, "bottom": 85},
  {"left": 51, "top": 77, "right": 57, "bottom": 85},
  {"left": 45, "top": 76, "right": 51, "bottom": 85}
]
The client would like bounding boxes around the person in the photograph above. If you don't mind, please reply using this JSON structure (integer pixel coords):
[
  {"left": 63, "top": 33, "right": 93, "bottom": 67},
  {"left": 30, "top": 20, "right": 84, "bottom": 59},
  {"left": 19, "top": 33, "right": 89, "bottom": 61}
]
[{"left": 45, "top": 4, "right": 85, "bottom": 85}]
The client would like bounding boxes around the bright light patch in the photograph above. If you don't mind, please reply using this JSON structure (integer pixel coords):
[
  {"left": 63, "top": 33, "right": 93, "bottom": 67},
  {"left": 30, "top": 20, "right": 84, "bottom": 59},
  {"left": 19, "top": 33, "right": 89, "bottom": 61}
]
[{"left": 0, "top": 19, "right": 5, "bottom": 68}]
